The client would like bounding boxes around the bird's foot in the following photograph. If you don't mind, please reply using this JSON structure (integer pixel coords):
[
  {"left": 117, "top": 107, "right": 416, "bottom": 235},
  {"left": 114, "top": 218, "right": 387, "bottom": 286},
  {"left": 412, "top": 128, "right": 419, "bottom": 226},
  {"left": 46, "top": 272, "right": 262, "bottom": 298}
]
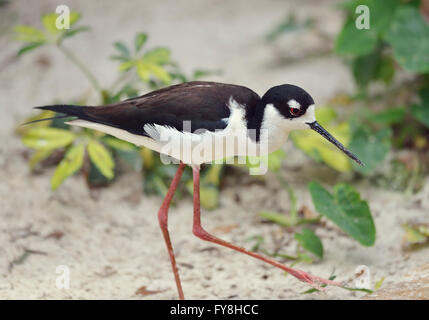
[{"left": 287, "top": 268, "right": 341, "bottom": 291}]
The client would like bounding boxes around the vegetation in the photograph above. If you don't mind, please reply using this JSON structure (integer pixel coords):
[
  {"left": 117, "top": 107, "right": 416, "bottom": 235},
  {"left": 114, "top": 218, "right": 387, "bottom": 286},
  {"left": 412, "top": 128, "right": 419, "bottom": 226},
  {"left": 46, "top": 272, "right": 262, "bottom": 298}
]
[
  {"left": 15, "top": 11, "right": 218, "bottom": 206},
  {"left": 16, "top": 2, "right": 429, "bottom": 287},
  {"left": 250, "top": 0, "right": 429, "bottom": 274}
]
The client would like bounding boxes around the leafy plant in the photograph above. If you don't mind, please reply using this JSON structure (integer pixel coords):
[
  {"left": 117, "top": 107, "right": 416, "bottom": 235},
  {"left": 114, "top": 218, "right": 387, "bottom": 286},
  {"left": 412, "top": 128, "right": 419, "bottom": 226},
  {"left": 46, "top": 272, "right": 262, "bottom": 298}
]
[
  {"left": 15, "top": 11, "right": 217, "bottom": 204},
  {"left": 291, "top": 106, "right": 353, "bottom": 172},
  {"left": 336, "top": 0, "right": 429, "bottom": 84},
  {"left": 14, "top": 12, "right": 99, "bottom": 93},
  {"left": 403, "top": 222, "right": 429, "bottom": 249},
  {"left": 286, "top": 1, "right": 429, "bottom": 180},
  {"left": 334, "top": 0, "right": 429, "bottom": 165},
  {"left": 294, "top": 228, "right": 324, "bottom": 259},
  {"left": 110, "top": 34, "right": 173, "bottom": 87},
  {"left": 258, "top": 179, "right": 375, "bottom": 265},
  {"left": 309, "top": 181, "right": 375, "bottom": 246}
]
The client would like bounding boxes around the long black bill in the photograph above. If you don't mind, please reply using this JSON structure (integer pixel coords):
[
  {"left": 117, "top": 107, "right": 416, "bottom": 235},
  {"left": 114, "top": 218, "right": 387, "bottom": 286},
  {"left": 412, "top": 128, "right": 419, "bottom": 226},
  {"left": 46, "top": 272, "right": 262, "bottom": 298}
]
[{"left": 307, "top": 121, "right": 364, "bottom": 166}]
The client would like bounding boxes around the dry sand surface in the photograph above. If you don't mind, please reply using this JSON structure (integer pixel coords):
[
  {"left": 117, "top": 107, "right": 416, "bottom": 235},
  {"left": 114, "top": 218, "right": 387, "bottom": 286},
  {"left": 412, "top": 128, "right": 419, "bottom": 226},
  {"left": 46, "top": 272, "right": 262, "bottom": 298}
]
[{"left": 0, "top": 0, "right": 428, "bottom": 299}]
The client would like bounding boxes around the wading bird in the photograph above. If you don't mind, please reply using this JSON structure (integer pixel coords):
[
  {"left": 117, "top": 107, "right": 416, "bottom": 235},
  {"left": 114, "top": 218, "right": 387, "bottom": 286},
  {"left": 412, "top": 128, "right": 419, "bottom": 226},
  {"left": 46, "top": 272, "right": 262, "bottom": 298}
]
[{"left": 33, "top": 81, "right": 363, "bottom": 299}]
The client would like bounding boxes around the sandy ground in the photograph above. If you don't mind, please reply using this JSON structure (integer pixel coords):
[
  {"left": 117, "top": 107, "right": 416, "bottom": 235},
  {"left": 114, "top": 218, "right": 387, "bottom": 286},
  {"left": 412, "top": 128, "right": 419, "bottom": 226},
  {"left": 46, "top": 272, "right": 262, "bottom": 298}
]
[{"left": 0, "top": 0, "right": 428, "bottom": 299}]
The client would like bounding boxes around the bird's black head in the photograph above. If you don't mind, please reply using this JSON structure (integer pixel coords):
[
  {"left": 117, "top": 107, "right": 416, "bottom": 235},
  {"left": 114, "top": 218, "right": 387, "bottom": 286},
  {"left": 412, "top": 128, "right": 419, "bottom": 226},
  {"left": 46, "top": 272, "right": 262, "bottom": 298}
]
[
  {"left": 261, "top": 84, "right": 315, "bottom": 119},
  {"left": 261, "top": 84, "right": 364, "bottom": 166}
]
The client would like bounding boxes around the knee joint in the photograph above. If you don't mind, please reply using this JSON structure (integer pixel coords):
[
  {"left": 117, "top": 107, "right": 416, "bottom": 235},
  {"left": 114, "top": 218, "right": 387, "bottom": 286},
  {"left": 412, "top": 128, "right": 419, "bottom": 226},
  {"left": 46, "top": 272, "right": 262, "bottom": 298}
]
[{"left": 192, "top": 225, "right": 209, "bottom": 239}]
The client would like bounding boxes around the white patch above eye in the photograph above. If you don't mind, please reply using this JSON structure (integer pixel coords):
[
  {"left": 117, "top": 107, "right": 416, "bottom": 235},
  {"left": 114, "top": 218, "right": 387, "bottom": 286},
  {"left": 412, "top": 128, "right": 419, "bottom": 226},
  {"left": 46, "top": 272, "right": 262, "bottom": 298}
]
[{"left": 288, "top": 99, "right": 301, "bottom": 110}]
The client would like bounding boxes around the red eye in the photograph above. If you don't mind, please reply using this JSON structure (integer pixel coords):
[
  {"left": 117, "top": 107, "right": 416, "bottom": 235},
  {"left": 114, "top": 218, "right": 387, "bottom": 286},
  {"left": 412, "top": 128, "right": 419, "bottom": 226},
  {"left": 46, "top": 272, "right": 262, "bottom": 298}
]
[{"left": 290, "top": 107, "right": 300, "bottom": 116}]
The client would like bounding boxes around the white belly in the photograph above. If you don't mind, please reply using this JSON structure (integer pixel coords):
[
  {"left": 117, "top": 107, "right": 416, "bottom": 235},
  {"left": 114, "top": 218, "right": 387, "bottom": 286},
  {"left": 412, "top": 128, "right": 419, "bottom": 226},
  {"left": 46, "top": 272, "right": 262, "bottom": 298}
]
[{"left": 67, "top": 120, "right": 275, "bottom": 166}]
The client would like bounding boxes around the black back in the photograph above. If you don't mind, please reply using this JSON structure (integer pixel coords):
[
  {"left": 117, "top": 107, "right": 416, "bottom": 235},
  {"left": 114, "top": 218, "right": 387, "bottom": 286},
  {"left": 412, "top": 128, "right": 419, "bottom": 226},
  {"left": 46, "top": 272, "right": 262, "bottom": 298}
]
[{"left": 37, "top": 82, "right": 261, "bottom": 136}]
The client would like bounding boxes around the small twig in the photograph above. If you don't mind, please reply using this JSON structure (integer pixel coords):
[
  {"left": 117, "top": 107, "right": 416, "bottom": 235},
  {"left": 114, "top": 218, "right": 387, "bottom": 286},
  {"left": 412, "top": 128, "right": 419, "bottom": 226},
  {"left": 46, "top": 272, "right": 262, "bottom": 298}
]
[{"left": 8, "top": 248, "right": 47, "bottom": 272}]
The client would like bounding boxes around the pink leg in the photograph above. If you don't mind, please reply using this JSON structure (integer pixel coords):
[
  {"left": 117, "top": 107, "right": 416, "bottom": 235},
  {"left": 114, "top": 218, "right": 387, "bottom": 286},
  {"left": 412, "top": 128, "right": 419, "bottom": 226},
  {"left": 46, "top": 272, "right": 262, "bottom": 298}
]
[
  {"left": 191, "top": 166, "right": 341, "bottom": 289},
  {"left": 158, "top": 162, "right": 186, "bottom": 300}
]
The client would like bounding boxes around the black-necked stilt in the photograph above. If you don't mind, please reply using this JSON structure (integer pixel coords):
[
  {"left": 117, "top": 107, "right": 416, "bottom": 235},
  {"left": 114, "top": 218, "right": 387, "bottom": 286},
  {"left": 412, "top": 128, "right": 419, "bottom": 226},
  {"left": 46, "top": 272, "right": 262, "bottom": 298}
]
[{"left": 33, "top": 81, "right": 363, "bottom": 299}]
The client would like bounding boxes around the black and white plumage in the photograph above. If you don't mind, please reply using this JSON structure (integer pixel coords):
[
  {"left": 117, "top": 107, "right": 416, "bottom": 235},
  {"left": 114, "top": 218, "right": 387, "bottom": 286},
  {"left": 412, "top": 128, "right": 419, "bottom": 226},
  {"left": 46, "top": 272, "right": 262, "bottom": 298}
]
[
  {"left": 35, "top": 81, "right": 363, "bottom": 166},
  {"left": 32, "top": 81, "right": 363, "bottom": 299}
]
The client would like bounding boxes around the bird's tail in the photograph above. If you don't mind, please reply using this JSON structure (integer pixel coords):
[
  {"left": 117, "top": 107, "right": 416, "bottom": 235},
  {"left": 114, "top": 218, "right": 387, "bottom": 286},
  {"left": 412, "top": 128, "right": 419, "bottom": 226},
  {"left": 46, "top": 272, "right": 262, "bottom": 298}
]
[{"left": 22, "top": 105, "right": 89, "bottom": 125}]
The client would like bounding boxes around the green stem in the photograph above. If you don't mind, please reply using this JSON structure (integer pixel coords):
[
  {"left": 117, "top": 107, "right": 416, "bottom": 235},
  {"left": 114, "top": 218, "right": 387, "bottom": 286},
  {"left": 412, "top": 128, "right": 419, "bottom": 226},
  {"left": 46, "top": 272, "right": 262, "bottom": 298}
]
[
  {"left": 57, "top": 44, "right": 102, "bottom": 95},
  {"left": 277, "top": 175, "right": 298, "bottom": 224}
]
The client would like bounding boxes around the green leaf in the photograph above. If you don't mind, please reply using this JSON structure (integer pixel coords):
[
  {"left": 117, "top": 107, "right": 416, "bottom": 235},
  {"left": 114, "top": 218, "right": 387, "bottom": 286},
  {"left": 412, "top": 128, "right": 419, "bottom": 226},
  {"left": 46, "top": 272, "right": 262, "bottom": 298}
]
[
  {"left": 51, "top": 144, "right": 84, "bottom": 190},
  {"left": 22, "top": 127, "right": 75, "bottom": 150},
  {"left": 376, "top": 55, "right": 395, "bottom": 84},
  {"left": 62, "top": 25, "right": 90, "bottom": 39},
  {"left": 291, "top": 122, "right": 352, "bottom": 172},
  {"left": 335, "top": 0, "right": 399, "bottom": 56},
  {"left": 246, "top": 149, "right": 286, "bottom": 173},
  {"left": 200, "top": 186, "right": 220, "bottom": 210},
  {"left": 136, "top": 60, "right": 151, "bottom": 82},
  {"left": 42, "top": 11, "right": 81, "bottom": 36},
  {"left": 266, "top": 149, "right": 286, "bottom": 172},
  {"left": 103, "top": 136, "right": 142, "bottom": 171},
  {"left": 294, "top": 228, "right": 324, "bottom": 258},
  {"left": 341, "top": 286, "right": 373, "bottom": 293},
  {"left": 403, "top": 223, "right": 429, "bottom": 245},
  {"left": 296, "top": 252, "right": 313, "bottom": 264},
  {"left": 143, "top": 47, "right": 171, "bottom": 65},
  {"left": 348, "top": 126, "right": 391, "bottom": 174},
  {"left": 135, "top": 33, "right": 148, "bottom": 52},
  {"left": 14, "top": 25, "right": 45, "bottom": 43},
  {"left": 146, "top": 63, "right": 172, "bottom": 84},
  {"left": 339, "top": 0, "right": 399, "bottom": 34},
  {"left": 411, "top": 88, "right": 429, "bottom": 128},
  {"left": 69, "top": 12, "right": 81, "bottom": 26},
  {"left": 309, "top": 182, "right": 375, "bottom": 246},
  {"left": 16, "top": 110, "right": 55, "bottom": 135},
  {"left": 29, "top": 148, "right": 55, "bottom": 170},
  {"left": 371, "top": 107, "right": 405, "bottom": 125},
  {"left": 352, "top": 49, "right": 396, "bottom": 87},
  {"left": 114, "top": 41, "right": 130, "bottom": 59},
  {"left": 42, "top": 13, "right": 60, "bottom": 35},
  {"left": 119, "top": 60, "right": 134, "bottom": 72},
  {"left": 186, "top": 180, "right": 220, "bottom": 210},
  {"left": 315, "top": 107, "right": 338, "bottom": 126},
  {"left": 103, "top": 136, "right": 136, "bottom": 151},
  {"left": 374, "top": 277, "right": 385, "bottom": 290},
  {"left": 352, "top": 49, "right": 380, "bottom": 87},
  {"left": 335, "top": 19, "right": 378, "bottom": 56},
  {"left": 412, "top": 104, "right": 429, "bottom": 127},
  {"left": 371, "top": 0, "right": 399, "bottom": 34},
  {"left": 385, "top": 6, "right": 429, "bottom": 73},
  {"left": 259, "top": 211, "right": 294, "bottom": 227},
  {"left": 17, "top": 42, "right": 44, "bottom": 56},
  {"left": 202, "top": 164, "right": 223, "bottom": 186},
  {"left": 87, "top": 161, "right": 111, "bottom": 187},
  {"left": 140, "top": 147, "right": 154, "bottom": 169},
  {"left": 87, "top": 140, "right": 115, "bottom": 179}
]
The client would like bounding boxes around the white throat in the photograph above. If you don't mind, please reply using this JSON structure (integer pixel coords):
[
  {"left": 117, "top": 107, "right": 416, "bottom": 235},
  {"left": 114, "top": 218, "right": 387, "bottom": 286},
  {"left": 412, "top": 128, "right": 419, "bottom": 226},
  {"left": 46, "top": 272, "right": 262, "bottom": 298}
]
[
  {"left": 259, "top": 104, "right": 289, "bottom": 153},
  {"left": 259, "top": 103, "right": 316, "bottom": 153}
]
